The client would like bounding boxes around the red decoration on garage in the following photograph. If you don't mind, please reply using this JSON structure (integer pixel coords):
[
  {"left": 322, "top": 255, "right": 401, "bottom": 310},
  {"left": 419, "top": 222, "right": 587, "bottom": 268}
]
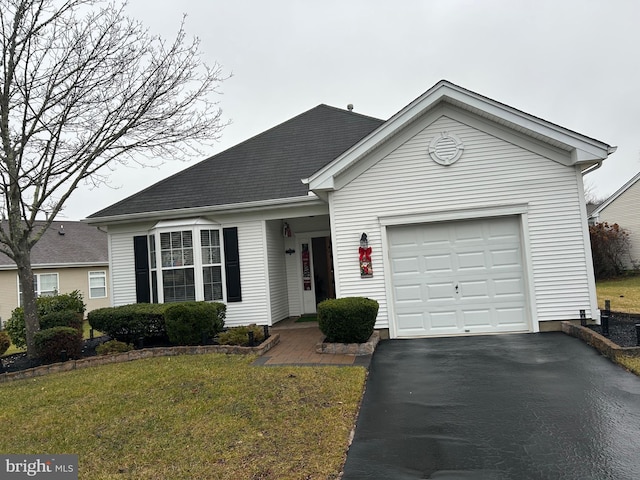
[
  {"left": 302, "top": 243, "right": 312, "bottom": 290},
  {"left": 359, "top": 233, "right": 373, "bottom": 277}
]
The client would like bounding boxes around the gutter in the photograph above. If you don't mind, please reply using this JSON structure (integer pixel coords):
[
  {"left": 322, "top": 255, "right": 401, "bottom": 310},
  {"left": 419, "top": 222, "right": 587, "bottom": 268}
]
[{"left": 581, "top": 146, "right": 617, "bottom": 176}]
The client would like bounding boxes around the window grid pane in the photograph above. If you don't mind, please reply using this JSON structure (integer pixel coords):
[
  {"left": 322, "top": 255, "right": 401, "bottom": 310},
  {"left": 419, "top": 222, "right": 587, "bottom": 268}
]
[
  {"left": 160, "top": 231, "right": 194, "bottom": 267},
  {"left": 162, "top": 267, "right": 196, "bottom": 303},
  {"left": 203, "top": 266, "right": 223, "bottom": 301},
  {"left": 201, "top": 230, "right": 221, "bottom": 265},
  {"left": 89, "top": 271, "right": 107, "bottom": 298}
]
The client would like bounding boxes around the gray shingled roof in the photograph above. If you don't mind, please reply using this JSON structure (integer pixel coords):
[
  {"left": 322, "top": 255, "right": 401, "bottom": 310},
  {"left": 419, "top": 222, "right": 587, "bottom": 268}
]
[
  {"left": 0, "top": 221, "right": 108, "bottom": 268},
  {"left": 88, "top": 104, "right": 384, "bottom": 218}
]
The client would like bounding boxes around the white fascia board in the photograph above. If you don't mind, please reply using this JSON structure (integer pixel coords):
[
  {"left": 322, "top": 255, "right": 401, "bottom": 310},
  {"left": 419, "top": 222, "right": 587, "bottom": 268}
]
[
  {"left": 308, "top": 80, "right": 614, "bottom": 191},
  {"left": 84, "top": 195, "right": 326, "bottom": 226}
]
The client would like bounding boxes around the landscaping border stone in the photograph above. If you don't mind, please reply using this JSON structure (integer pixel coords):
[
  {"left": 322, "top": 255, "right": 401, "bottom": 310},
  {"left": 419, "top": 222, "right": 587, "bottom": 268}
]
[
  {"left": 561, "top": 321, "right": 640, "bottom": 363},
  {"left": 316, "top": 331, "right": 380, "bottom": 355},
  {"left": 0, "top": 333, "right": 280, "bottom": 384}
]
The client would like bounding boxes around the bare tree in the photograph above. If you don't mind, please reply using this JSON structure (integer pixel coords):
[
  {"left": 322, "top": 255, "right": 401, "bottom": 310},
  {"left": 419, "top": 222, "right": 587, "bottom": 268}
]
[{"left": 0, "top": 0, "right": 227, "bottom": 357}]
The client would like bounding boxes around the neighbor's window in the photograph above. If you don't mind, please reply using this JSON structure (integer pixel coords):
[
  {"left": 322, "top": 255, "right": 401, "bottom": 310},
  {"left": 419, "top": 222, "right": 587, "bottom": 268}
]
[
  {"left": 88, "top": 271, "right": 107, "bottom": 299},
  {"left": 18, "top": 272, "right": 59, "bottom": 306}
]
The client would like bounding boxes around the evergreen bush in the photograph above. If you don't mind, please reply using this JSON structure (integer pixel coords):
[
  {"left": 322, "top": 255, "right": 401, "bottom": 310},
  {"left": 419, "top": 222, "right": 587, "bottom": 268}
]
[
  {"left": 217, "top": 324, "right": 265, "bottom": 346},
  {"left": 34, "top": 326, "right": 82, "bottom": 363},
  {"left": 317, "top": 297, "right": 379, "bottom": 343},
  {"left": 164, "top": 302, "right": 226, "bottom": 345},
  {"left": 0, "top": 331, "right": 10, "bottom": 356},
  {"left": 87, "top": 303, "right": 167, "bottom": 344}
]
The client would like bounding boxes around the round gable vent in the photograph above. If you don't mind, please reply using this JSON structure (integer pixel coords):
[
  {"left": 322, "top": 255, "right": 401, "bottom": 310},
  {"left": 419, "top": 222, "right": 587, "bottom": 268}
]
[{"left": 429, "top": 132, "right": 464, "bottom": 166}]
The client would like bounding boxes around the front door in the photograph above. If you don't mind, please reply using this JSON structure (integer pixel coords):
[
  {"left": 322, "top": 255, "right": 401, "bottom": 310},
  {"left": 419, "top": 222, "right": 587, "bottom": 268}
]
[{"left": 300, "top": 235, "right": 335, "bottom": 313}]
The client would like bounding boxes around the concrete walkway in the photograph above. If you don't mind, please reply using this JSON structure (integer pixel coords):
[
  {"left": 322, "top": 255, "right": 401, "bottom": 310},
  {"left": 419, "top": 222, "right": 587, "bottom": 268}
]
[{"left": 253, "top": 318, "right": 371, "bottom": 366}]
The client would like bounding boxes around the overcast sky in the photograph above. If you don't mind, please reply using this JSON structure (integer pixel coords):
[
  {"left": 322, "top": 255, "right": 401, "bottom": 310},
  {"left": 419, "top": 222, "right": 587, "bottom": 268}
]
[{"left": 62, "top": 0, "right": 640, "bottom": 220}]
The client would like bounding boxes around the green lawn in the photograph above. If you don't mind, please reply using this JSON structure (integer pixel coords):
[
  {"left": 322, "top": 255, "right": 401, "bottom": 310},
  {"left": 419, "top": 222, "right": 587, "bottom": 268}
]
[
  {"left": 596, "top": 275, "right": 640, "bottom": 313},
  {"left": 0, "top": 354, "right": 366, "bottom": 479}
]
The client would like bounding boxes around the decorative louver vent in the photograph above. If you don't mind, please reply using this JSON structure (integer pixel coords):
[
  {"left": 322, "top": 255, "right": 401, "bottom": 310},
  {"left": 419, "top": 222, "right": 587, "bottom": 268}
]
[{"left": 429, "top": 132, "right": 464, "bottom": 166}]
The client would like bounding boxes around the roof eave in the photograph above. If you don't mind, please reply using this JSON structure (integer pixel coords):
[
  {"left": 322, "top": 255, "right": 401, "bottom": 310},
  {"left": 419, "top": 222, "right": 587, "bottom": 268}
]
[{"left": 84, "top": 195, "right": 326, "bottom": 226}]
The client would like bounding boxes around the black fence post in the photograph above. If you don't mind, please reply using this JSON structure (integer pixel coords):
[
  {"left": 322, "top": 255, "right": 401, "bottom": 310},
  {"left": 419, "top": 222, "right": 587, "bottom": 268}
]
[
  {"left": 580, "top": 310, "right": 586, "bottom": 326},
  {"left": 636, "top": 324, "right": 640, "bottom": 347},
  {"left": 248, "top": 331, "right": 255, "bottom": 347},
  {"left": 263, "top": 325, "right": 270, "bottom": 340},
  {"left": 601, "top": 300, "right": 611, "bottom": 337}
]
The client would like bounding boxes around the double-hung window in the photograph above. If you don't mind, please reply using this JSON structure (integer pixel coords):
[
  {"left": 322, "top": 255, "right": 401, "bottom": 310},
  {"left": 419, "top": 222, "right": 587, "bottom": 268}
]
[
  {"left": 147, "top": 221, "right": 227, "bottom": 304},
  {"left": 18, "top": 272, "right": 59, "bottom": 306},
  {"left": 89, "top": 271, "right": 107, "bottom": 298}
]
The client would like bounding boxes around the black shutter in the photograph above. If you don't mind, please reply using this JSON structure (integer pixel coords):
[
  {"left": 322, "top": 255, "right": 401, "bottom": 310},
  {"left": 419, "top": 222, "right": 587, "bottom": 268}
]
[
  {"left": 223, "top": 227, "right": 242, "bottom": 302},
  {"left": 133, "top": 235, "right": 151, "bottom": 303}
]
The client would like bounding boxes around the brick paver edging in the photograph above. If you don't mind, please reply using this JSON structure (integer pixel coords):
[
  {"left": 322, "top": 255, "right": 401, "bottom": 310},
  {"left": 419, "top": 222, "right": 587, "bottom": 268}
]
[
  {"left": 561, "top": 321, "right": 640, "bottom": 361},
  {"left": 0, "top": 333, "right": 280, "bottom": 384},
  {"left": 316, "top": 331, "right": 380, "bottom": 355}
]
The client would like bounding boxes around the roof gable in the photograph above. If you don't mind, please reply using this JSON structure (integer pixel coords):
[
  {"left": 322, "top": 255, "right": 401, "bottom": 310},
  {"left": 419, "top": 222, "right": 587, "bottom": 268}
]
[
  {"left": 0, "top": 221, "right": 108, "bottom": 269},
  {"left": 307, "top": 80, "right": 616, "bottom": 192},
  {"left": 88, "top": 105, "right": 383, "bottom": 220},
  {"left": 590, "top": 171, "right": 640, "bottom": 218}
]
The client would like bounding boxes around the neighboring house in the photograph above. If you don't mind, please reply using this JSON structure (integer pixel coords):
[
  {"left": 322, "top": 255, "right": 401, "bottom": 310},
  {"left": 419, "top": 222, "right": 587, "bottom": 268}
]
[
  {"left": 86, "top": 80, "right": 615, "bottom": 339},
  {"left": 0, "top": 221, "right": 110, "bottom": 325},
  {"left": 589, "top": 172, "right": 640, "bottom": 269}
]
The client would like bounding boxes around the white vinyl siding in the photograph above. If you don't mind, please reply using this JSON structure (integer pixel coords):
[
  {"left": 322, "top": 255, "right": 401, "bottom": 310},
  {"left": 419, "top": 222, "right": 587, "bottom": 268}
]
[
  {"left": 224, "top": 221, "right": 270, "bottom": 326},
  {"left": 330, "top": 113, "right": 593, "bottom": 331},
  {"left": 266, "top": 220, "right": 289, "bottom": 324},
  {"left": 109, "top": 230, "right": 143, "bottom": 307},
  {"left": 597, "top": 179, "right": 640, "bottom": 269}
]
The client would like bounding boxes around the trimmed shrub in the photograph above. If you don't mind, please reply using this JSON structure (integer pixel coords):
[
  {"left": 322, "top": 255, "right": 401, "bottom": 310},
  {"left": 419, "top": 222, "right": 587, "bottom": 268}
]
[
  {"left": 5, "top": 291, "right": 86, "bottom": 348},
  {"left": 165, "top": 302, "right": 226, "bottom": 345},
  {"left": 0, "top": 331, "right": 10, "bottom": 356},
  {"left": 318, "top": 297, "right": 379, "bottom": 343},
  {"left": 218, "top": 324, "right": 265, "bottom": 347},
  {"left": 41, "top": 310, "right": 83, "bottom": 333},
  {"left": 96, "top": 340, "right": 134, "bottom": 355},
  {"left": 87, "top": 303, "right": 167, "bottom": 344},
  {"left": 34, "top": 326, "right": 82, "bottom": 363}
]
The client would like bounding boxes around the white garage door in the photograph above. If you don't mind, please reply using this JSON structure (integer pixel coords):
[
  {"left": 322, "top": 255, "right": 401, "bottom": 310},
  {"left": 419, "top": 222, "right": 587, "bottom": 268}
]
[{"left": 389, "top": 216, "right": 529, "bottom": 337}]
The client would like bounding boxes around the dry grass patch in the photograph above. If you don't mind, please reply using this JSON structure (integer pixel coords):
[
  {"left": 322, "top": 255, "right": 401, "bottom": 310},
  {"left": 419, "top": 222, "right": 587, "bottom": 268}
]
[
  {"left": 617, "top": 355, "right": 640, "bottom": 376},
  {"left": 0, "top": 354, "right": 366, "bottom": 479},
  {"left": 596, "top": 275, "right": 640, "bottom": 313}
]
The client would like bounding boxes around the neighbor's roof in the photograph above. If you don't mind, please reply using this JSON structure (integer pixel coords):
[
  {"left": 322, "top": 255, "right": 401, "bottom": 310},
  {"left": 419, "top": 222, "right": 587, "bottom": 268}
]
[
  {"left": 0, "top": 221, "right": 108, "bottom": 269},
  {"left": 87, "top": 105, "right": 384, "bottom": 220},
  {"left": 590, "top": 171, "right": 640, "bottom": 218}
]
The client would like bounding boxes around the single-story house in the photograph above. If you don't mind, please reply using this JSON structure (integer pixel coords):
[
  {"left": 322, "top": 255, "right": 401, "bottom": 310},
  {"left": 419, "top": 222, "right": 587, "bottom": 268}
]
[
  {"left": 589, "top": 172, "right": 640, "bottom": 269},
  {"left": 86, "top": 80, "right": 615, "bottom": 338},
  {"left": 0, "top": 221, "right": 110, "bottom": 325}
]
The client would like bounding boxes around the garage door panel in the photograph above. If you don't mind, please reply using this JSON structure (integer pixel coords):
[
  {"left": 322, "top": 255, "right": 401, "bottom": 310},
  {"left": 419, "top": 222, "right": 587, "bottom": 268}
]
[
  {"left": 389, "top": 216, "right": 529, "bottom": 337},
  {"left": 424, "top": 254, "right": 453, "bottom": 272},
  {"left": 429, "top": 311, "right": 459, "bottom": 330},
  {"left": 461, "top": 309, "right": 492, "bottom": 327},
  {"left": 491, "top": 249, "right": 521, "bottom": 268},
  {"left": 457, "top": 250, "right": 488, "bottom": 270},
  {"left": 458, "top": 280, "right": 489, "bottom": 299},
  {"left": 392, "top": 256, "right": 421, "bottom": 275}
]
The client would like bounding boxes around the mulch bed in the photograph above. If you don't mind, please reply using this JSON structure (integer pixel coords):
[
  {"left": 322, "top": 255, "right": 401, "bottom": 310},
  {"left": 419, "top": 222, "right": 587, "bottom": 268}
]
[
  {"left": 0, "top": 336, "right": 111, "bottom": 374},
  {"left": 587, "top": 312, "right": 640, "bottom": 347}
]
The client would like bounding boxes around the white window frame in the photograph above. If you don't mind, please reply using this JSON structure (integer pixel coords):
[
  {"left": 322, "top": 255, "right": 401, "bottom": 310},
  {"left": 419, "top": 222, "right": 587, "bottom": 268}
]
[
  {"left": 148, "top": 219, "right": 226, "bottom": 304},
  {"left": 17, "top": 272, "right": 59, "bottom": 306},
  {"left": 88, "top": 270, "right": 107, "bottom": 299}
]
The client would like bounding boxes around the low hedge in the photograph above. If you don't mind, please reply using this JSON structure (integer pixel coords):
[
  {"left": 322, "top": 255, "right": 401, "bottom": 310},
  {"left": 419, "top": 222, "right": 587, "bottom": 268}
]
[
  {"left": 34, "top": 326, "right": 83, "bottom": 363},
  {"left": 165, "top": 302, "right": 226, "bottom": 345},
  {"left": 87, "top": 303, "right": 168, "bottom": 344},
  {"left": 318, "top": 297, "right": 379, "bottom": 343},
  {"left": 218, "top": 324, "right": 265, "bottom": 347}
]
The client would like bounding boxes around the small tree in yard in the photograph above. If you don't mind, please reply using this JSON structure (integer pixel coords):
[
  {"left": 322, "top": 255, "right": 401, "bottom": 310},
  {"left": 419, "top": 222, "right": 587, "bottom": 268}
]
[
  {"left": 0, "top": 0, "right": 227, "bottom": 358},
  {"left": 589, "top": 222, "right": 632, "bottom": 279}
]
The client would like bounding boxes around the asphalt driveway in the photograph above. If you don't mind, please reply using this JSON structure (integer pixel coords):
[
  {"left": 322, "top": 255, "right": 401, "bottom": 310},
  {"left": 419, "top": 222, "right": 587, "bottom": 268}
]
[{"left": 341, "top": 332, "right": 640, "bottom": 479}]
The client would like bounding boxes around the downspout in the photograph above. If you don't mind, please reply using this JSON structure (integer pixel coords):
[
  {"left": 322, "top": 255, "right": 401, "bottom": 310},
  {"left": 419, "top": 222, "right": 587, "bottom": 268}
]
[{"left": 582, "top": 145, "right": 617, "bottom": 176}]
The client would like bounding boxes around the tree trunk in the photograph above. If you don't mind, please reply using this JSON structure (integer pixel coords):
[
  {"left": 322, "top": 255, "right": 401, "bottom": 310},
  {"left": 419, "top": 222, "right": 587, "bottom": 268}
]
[{"left": 14, "top": 252, "right": 40, "bottom": 359}]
